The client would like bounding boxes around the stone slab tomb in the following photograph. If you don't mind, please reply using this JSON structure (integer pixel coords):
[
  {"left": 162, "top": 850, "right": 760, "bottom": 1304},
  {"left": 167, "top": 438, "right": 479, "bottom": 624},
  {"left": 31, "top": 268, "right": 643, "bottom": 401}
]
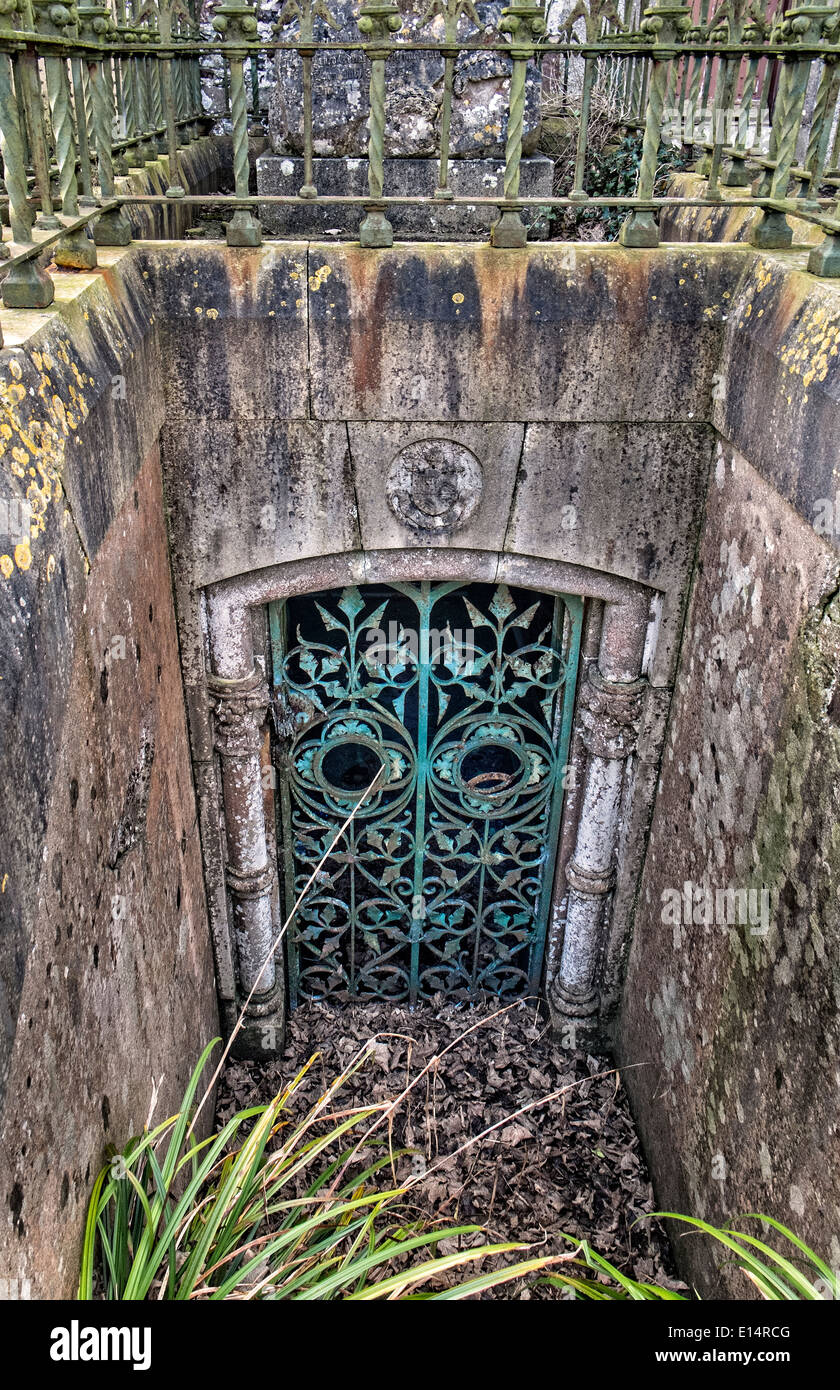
[{"left": 258, "top": 0, "right": 552, "bottom": 238}]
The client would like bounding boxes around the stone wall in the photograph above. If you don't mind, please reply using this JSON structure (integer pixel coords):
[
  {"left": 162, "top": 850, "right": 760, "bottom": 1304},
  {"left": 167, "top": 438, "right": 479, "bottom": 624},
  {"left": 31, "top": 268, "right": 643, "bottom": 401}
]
[
  {"left": 616, "top": 245, "right": 840, "bottom": 1295},
  {"left": 0, "top": 256, "right": 217, "bottom": 1298}
]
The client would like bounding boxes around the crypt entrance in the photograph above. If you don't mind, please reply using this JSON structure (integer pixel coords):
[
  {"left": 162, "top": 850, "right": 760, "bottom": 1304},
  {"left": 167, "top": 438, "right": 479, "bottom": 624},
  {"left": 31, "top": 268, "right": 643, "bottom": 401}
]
[{"left": 267, "top": 581, "right": 583, "bottom": 1008}]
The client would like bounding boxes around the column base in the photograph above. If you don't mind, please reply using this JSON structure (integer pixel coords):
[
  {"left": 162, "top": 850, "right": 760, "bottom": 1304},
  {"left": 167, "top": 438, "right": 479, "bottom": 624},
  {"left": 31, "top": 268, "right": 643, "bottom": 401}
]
[
  {"left": 359, "top": 205, "right": 394, "bottom": 249},
  {"left": 226, "top": 208, "right": 262, "bottom": 247},
  {"left": 722, "top": 157, "right": 752, "bottom": 188},
  {"left": 808, "top": 233, "right": 840, "bottom": 278},
  {"left": 54, "top": 226, "right": 97, "bottom": 270},
  {"left": 548, "top": 976, "right": 600, "bottom": 1049},
  {"left": 490, "top": 208, "right": 528, "bottom": 249},
  {"left": 619, "top": 210, "right": 659, "bottom": 248},
  {"left": 230, "top": 982, "right": 286, "bottom": 1059},
  {"left": 94, "top": 206, "right": 132, "bottom": 246},
  {"left": 1, "top": 257, "right": 55, "bottom": 309},
  {"left": 750, "top": 208, "right": 792, "bottom": 250}
]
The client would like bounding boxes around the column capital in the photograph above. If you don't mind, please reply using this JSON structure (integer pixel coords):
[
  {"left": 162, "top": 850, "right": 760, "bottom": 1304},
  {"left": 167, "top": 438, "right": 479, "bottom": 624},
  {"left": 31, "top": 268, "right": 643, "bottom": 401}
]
[
  {"left": 578, "top": 666, "right": 646, "bottom": 760},
  {"left": 208, "top": 665, "right": 270, "bottom": 757}
]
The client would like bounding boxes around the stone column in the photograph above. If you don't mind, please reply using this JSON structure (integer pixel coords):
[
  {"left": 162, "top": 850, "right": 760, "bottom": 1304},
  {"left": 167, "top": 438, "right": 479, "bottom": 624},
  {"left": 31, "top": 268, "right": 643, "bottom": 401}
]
[
  {"left": 549, "top": 598, "right": 647, "bottom": 1032},
  {"left": 207, "top": 600, "right": 284, "bottom": 1053}
]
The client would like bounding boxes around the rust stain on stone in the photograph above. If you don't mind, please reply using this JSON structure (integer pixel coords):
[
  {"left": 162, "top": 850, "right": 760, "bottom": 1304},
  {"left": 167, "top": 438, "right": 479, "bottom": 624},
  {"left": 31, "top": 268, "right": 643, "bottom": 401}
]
[
  {"left": 470, "top": 245, "right": 530, "bottom": 362},
  {"left": 343, "top": 246, "right": 394, "bottom": 401}
]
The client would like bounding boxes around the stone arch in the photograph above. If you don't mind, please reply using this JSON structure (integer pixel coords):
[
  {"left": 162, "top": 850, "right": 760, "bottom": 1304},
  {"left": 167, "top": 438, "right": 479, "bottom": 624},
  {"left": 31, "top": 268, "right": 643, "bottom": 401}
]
[{"left": 201, "top": 549, "right": 657, "bottom": 1054}]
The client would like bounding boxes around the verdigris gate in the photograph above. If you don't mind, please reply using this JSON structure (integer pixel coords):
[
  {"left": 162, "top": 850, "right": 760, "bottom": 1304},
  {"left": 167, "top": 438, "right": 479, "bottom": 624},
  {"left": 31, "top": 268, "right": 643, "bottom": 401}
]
[{"left": 268, "top": 581, "right": 582, "bottom": 1007}]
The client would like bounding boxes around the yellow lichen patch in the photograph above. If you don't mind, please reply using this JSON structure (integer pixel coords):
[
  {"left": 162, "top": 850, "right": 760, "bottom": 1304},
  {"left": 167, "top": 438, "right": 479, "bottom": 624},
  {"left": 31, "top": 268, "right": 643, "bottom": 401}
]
[
  {"left": 452, "top": 292, "right": 465, "bottom": 304},
  {"left": 778, "top": 298, "right": 840, "bottom": 389},
  {"left": 308, "top": 264, "right": 332, "bottom": 292},
  {"left": 1, "top": 344, "right": 71, "bottom": 579},
  {"left": 46, "top": 554, "right": 55, "bottom": 582},
  {"left": 206, "top": 307, "right": 219, "bottom": 320},
  {"left": 194, "top": 305, "right": 203, "bottom": 315}
]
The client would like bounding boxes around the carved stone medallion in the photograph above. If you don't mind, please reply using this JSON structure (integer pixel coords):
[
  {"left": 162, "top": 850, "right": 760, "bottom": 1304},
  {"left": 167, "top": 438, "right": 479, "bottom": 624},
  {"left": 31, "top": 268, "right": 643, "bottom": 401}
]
[{"left": 386, "top": 439, "right": 483, "bottom": 534}]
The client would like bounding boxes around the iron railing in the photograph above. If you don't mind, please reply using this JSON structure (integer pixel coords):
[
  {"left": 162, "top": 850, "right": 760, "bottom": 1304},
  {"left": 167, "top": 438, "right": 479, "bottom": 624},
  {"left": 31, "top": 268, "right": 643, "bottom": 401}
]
[{"left": 1, "top": 0, "right": 840, "bottom": 322}]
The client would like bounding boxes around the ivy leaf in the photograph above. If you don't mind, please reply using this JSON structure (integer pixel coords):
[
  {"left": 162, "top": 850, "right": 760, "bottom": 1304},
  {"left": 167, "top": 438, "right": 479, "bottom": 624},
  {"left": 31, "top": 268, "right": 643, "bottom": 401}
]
[
  {"left": 463, "top": 597, "right": 489, "bottom": 631},
  {"left": 321, "top": 681, "right": 348, "bottom": 700},
  {"left": 497, "top": 868, "right": 523, "bottom": 890}
]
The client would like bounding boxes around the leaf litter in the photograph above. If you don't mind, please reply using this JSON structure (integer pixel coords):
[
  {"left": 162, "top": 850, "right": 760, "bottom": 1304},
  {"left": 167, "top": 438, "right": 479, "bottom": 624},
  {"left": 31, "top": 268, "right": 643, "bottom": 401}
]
[{"left": 216, "top": 998, "right": 685, "bottom": 1299}]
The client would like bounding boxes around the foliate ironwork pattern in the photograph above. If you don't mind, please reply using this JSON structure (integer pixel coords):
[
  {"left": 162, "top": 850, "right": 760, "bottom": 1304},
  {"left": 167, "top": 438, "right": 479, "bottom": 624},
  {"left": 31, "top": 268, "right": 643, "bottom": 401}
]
[{"left": 269, "top": 581, "right": 582, "bottom": 1007}]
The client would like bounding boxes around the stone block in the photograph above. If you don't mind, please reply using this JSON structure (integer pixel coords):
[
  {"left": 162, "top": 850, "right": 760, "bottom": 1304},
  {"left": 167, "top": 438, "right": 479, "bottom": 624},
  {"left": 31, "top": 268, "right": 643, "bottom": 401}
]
[
  {"left": 162, "top": 419, "right": 361, "bottom": 588},
  {"left": 268, "top": 0, "right": 542, "bottom": 161},
  {"left": 347, "top": 422, "right": 524, "bottom": 550},
  {"left": 507, "top": 422, "right": 712, "bottom": 686},
  {"left": 256, "top": 154, "right": 554, "bottom": 240},
  {"left": 307, "top": 242, "right": 735, "bottom": 423}
]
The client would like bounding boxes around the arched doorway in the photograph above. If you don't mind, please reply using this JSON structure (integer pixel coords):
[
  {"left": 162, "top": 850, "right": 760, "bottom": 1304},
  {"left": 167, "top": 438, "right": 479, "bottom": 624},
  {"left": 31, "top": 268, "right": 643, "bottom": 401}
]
[{"left": 268, "top": 580, "right": 583, "bottom": 1006}]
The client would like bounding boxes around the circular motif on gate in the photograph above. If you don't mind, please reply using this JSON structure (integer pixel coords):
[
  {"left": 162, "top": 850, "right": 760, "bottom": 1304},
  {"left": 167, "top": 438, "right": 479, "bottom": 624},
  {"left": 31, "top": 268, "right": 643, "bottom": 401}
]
[
  {"left": 386, "top": 439, "right": 483, "bottom": 533},
  {"left": 291, "top": 713, "right": 416, "bottom": 817},
  {"left": 455, "top": 739, "right": 529, "bottom": 801},
  {"left": 429, "top": 719, "right": 551, "bottom": 819}
]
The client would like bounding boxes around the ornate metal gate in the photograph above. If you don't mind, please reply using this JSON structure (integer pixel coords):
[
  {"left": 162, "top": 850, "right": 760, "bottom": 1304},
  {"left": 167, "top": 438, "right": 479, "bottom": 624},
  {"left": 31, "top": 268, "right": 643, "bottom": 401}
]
[{"left": 268, "top": 581, "right": 582, "bottom": 1007}]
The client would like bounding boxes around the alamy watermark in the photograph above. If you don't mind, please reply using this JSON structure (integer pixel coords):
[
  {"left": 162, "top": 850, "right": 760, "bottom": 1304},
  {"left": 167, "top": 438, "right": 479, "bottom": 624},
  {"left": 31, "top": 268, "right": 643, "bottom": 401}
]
[
  {"left": 0, "top": 499, "right": 31, "bottom": 545},
  {"left": 661, "top": 103, "right": 770, "bottom": 149},
  {"left": 364, "top": 622, "right": 479, "bottom": 673},
  {"left": 813, "top": 494, "right": 840, "bottom": 538},
  {"left": 661, "top": 880, "right": 772, "bottom": 936},
  {"left": 50, "top": 1320, "right": 151, "bottom": 1370}
]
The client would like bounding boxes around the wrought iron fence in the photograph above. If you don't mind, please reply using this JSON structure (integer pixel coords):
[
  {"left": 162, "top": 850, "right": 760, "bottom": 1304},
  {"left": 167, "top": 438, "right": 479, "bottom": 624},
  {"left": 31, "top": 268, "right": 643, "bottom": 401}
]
[{"left": 1, "top": 0, "right": 840, "bottom": 320}]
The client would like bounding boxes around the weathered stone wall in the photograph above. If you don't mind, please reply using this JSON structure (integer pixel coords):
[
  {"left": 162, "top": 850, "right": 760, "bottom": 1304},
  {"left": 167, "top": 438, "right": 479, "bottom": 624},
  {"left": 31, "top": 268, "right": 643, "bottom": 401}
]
[
  {"left": 0, "top": 256, "right": 217, "bottom": 1297},
  {"left": 267, "top": 1, "right": 541, "bottom": 161},
  {"left": 660, "top": 172, "right": 825, "bottom": 250},
  {"left": 616, "top": 248, "right": 840, "bottom": 1295},
  {"left": 118, "top": 136, "right": 230, "bottom": 241}
]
